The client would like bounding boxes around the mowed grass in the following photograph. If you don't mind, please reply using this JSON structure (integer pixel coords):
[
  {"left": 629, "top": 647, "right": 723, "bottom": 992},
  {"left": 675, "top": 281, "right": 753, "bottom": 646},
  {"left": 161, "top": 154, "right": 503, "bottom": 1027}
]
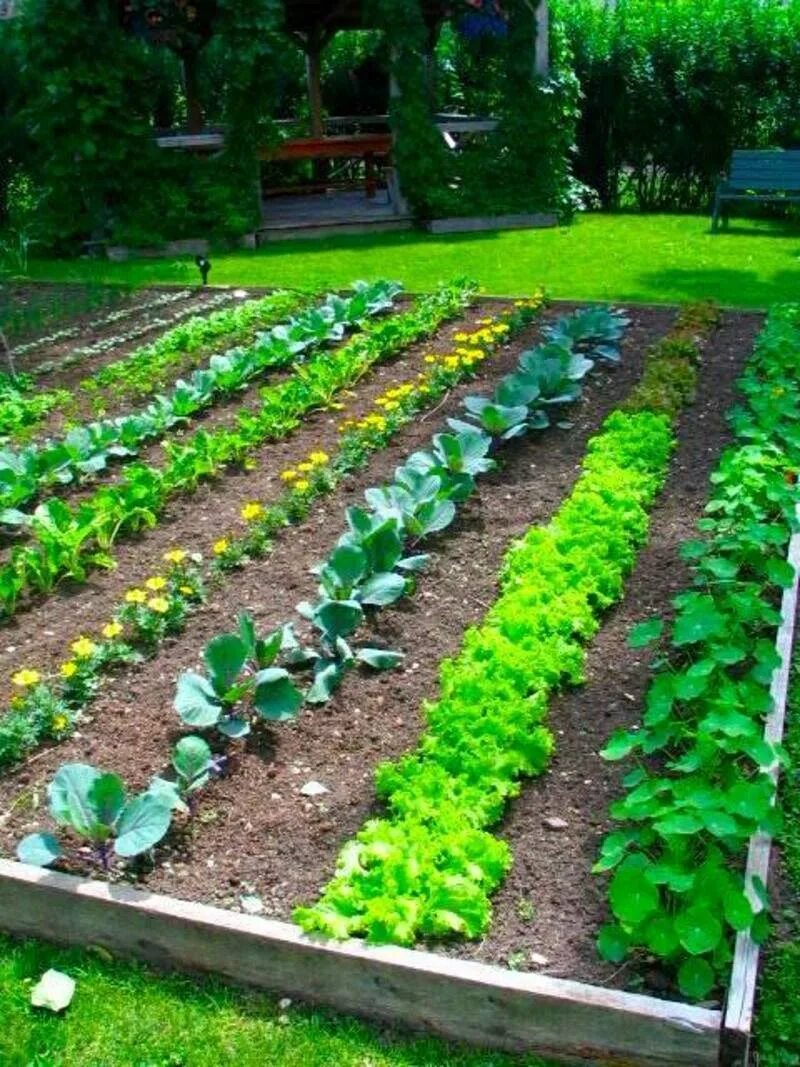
[
  {"left": 26, "top": 214, "right": 800, "bottom": 310},
  {"left": 0, "top": 935, "right": 553, "bottom": 1067}
]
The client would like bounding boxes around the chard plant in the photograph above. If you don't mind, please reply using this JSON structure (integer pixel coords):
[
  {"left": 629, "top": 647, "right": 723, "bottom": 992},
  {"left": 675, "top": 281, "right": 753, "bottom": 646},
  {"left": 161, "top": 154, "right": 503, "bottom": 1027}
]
[{"left": 17, "top": 763, "right": 173, "bottom": 870}]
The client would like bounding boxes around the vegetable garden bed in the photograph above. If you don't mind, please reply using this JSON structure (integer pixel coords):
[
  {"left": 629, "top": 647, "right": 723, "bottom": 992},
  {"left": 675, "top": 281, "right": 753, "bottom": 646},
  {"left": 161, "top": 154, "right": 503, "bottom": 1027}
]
[{"left": 0, "top": 287, "right": 792, "bottom": 1066}]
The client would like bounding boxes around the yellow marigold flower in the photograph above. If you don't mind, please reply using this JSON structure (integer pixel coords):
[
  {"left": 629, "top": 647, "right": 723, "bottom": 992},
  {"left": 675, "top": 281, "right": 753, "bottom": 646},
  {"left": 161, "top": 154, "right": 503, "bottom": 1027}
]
[
  {"left": 71, "top": 636, "right": 97, "bottom": 660},
  {"left": 294, "top": 479, "right": 311, "bottom": 492},
  {"left": 240, "top": 501, "right": 264, "bottom": 523},
  {"left": 453, "top": 331, "right": 469, "bottom": 342},
  {"left": 60, "top": 661, "right": 78, "bottom": 679},
  {"left": 179, "top": 585, "right": 195, "bottom": 595},
  {"left": 163, "top": 549, "right": 187, "bottom": 565},
  {"left": 423, "top": 354, "right": 436, "bottom": 364},
  {"left": 102, "top": 621, "right": 124, "bottom": 640},
  {"left": 11, "top": 668, "right": 40, "bottom": 688},
  {"left": 145, "top": 576, "right": 168, "bottom": 591},
  {"left": 244, "top": 459, "right": 257, "bottom": 472},
  {"left": 309, "top": 450, "right": 329, "bottom": 466},
  {"left": 444, "top": 356, "right": 460, "bottom": 370},
  {"left": 125, "top": 588, "right": 147, "bottom": 604},
  {"left": 280, "top": 469, "right": 298, "bottom": 483},
  {"left": 374, "top": 396, "right": 389, "bottom": 407},
  {"left": 148, "top": 596, "right": 170, "bottom": 614},
  {"left": 51, "top": 713, "right": 70, "bottom": 733},
  {"left": 297, "top": 461, "right": 314, "bottom": 473},
  {"left": 383, "top": 400, "right": 399, "bottom": 411},
  {"left": 514, "top": 300, "right": 526, "bottom": 307},
  {"left": 493, "top": 322, "right": 510, "bottom": 333},
  {"left": 213, "top": 538, "right": 230, "bottom": 556}
]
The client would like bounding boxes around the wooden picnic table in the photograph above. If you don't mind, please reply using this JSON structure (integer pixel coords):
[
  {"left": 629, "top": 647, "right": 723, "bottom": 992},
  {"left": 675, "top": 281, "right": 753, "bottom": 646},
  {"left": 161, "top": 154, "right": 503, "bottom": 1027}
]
[{"left": 259, "top": 133, "right": 393, "bottom": 199}]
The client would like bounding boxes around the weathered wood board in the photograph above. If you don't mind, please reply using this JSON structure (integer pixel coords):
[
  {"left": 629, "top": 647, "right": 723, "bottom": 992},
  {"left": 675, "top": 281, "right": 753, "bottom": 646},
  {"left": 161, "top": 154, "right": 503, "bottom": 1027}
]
[
  {"left": 0, "top": 859, "right": 720, "bottom": 1067},
  {"left": 721, "top": 510, "right": 800, "bottom": 1065}
]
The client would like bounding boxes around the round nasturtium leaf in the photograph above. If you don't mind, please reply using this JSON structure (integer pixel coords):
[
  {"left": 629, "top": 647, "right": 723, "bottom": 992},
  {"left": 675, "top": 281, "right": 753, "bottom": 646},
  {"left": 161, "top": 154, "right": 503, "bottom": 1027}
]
[
  {"left": 675, "top": 906, "right": 723, "bottom": 956},
  {"left": 645, "top": 915, "right": 680, "bottom": 958},
  {"left": 609, "top": 866, "right": 660, "bottom": 925},
  {"left": 677, "top": 957, "right": 716, "bottom": 1000},
  {"left": 723, "top": 889, "right": 754, "bottom": 932},
  {"left": 597, "top": 924, "right": 630, "bottom": 963}
]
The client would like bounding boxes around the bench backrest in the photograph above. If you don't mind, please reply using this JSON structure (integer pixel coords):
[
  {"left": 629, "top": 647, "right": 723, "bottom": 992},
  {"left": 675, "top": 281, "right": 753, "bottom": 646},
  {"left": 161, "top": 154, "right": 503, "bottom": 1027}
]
[{"left": 728, "top": 149, "right": 800, "bottom": 191}]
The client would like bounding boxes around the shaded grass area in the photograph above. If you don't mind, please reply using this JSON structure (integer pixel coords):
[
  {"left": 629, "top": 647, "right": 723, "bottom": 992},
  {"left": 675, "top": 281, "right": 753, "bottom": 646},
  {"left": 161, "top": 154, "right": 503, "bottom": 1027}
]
[
  {"left": 755, "top": 659, "right": 800, "bottom": 1065},
  {"left": 0, "top": 935, "right": 552, "bottom": 1067},
  {"left": 23, "top": 214, "right": 800, "bottom": 310}
]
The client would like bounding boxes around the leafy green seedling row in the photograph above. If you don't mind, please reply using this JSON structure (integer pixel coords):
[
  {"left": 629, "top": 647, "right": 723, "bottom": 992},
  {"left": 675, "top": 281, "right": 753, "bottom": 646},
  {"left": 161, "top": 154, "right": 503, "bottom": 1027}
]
[
  {"left": 173, "top": 306, "right": 629, "bottom": 736},
  {"left": 595, "top": 303, "right": 800, "bottom": 1000},
  {"left": 0, "top": 283, "right": 473, "bottom": 619},
  {"left": 1, "top": 288, "right": 248, "bottom": 441},
  {"left": 0, "top": 287, "right": 380, "bottom": 520}
]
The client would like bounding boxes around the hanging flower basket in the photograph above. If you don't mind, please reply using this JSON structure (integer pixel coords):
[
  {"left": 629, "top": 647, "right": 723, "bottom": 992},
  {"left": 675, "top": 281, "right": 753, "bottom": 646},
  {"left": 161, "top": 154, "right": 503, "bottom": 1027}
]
[{"left": 456, "top": 0, "right": 508, "bottom": 39}]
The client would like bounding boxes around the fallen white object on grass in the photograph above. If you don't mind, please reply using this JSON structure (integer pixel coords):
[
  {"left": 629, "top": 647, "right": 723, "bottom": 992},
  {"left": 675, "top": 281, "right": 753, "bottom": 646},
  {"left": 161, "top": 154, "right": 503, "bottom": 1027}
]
[{"left": 30, "top": 969, "right": 76, "bottom": 1012}]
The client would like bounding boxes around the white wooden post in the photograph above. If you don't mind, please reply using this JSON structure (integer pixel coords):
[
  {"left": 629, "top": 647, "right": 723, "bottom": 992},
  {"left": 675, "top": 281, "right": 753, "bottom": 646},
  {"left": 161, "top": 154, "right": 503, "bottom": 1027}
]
[{"left": 534, "top": 0, "right": 550, "bottom": 78}]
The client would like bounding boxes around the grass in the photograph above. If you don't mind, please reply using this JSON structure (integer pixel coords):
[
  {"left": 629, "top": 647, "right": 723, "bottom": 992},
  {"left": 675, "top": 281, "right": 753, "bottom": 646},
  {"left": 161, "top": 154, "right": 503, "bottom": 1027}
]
[
  {"left": 755, "top": 661, "right": 800, "bottom": 1065},
  {"left": 22, "top": 213, "right": 800, "bottom": 310},
  {"left": 0, "top": 934, "right": 553, "bottom": 1067}
]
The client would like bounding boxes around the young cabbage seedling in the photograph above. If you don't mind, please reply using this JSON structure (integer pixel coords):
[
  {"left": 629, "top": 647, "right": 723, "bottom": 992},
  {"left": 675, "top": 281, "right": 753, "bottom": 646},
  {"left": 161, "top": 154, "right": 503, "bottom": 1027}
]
[
  {"left": 148, "top": 735, "right": 224, "bottom": 816},
  {"left": 174, "top": 613, "right": 303, "bottom": 738},
  {"left": 17, "top": 762, "right": 173, "bottom": 870}
]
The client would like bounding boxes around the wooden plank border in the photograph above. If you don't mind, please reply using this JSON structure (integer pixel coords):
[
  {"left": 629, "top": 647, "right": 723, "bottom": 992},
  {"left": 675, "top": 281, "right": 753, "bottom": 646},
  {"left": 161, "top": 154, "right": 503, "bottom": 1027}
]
[
  {"left": 0, "top": 858, "right": 719, "bottom": 1067},
  {"left": 722, "top": 508, "right": 800, "bottom": 1065}
]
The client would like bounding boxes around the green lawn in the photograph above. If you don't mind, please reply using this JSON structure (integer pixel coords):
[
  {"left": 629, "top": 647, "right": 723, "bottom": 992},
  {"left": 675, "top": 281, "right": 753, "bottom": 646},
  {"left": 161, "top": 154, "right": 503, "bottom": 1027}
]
[
  {"left": 0, "top": 935, "right": 551, "bottom": 1067},
  {"left": 27, "top": 214, "right": 800, "bottom": 309}
]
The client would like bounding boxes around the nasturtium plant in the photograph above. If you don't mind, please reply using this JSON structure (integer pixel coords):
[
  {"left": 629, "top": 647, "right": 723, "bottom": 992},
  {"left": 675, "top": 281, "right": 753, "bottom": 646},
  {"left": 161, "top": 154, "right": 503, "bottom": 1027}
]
[
  {"left": 595, "top": 304, "right": 800, "bottom": 1000},
  {"left": 17, "top": 762, "right": 173, "bottom": 869}
]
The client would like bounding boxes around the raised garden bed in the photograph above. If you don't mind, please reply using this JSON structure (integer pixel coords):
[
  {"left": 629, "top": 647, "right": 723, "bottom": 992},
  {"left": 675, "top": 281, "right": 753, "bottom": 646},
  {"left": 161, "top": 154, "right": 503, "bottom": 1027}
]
[{"left": 0, "top": 289, "right": 793, "bottom": 1066}]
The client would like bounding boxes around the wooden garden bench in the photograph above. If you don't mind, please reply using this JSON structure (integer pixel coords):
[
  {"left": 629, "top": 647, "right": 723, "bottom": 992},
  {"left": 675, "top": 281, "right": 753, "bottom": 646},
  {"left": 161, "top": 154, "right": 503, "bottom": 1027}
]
[{"left": 712, "top": 149, "right": 800, "bottom": 231}]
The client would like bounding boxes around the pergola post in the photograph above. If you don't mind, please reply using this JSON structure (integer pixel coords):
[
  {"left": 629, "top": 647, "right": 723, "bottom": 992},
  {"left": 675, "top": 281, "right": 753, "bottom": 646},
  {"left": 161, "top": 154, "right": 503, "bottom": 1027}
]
[
  {"left": 534, "top": 0, "right": 549, "bottom": 78},
  {"left": 305, "top": 31, "right": 325, "bottom": 139}
]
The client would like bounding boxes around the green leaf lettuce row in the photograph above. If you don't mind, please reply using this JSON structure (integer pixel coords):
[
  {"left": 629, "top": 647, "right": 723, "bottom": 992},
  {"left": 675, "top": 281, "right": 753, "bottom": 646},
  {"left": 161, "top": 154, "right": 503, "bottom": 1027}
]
[{"left": 294, "top": 409, "right": 675, "bottom": 944}]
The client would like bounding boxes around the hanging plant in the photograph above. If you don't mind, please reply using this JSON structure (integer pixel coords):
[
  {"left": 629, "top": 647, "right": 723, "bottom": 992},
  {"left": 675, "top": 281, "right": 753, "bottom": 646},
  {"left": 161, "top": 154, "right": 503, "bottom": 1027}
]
[{"left": 456, "top": 0, "right": 508, "bottom": 39}]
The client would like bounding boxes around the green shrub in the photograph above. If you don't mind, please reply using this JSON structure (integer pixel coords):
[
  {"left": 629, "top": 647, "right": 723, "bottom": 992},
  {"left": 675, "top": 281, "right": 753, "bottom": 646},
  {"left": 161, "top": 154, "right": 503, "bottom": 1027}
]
[{"left": 556, "top": 0, "right": 800, "bottom": 210}]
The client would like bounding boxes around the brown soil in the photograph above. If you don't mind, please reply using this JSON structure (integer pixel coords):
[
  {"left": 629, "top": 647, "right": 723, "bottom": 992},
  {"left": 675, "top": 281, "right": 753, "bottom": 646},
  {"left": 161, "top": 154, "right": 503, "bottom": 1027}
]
[
  {"left": 0, "top": 303, "right": 667, "bottom": 871},
  {"left": 6, "top": 285, "right": 206, "bottom": 378},
  {"left": 0, "top": 303, "right": 761, "bottom": 995},
  {"left": 0, "top": 301, "right": 519, "bottom": 677}
]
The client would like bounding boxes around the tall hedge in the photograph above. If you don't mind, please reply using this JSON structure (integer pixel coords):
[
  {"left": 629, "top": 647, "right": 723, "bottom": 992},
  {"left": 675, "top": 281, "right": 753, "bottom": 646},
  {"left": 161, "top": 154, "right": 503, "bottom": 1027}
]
[{"left": 556, "top": 0, "right": 800, "bottom": 210}]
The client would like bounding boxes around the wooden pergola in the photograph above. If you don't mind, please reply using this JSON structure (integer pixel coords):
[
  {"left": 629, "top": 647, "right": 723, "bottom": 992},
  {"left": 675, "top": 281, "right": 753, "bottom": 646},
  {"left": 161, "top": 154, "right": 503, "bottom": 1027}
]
[{"left": 284, "top": 0, "right": 447, "bottom": 138}]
